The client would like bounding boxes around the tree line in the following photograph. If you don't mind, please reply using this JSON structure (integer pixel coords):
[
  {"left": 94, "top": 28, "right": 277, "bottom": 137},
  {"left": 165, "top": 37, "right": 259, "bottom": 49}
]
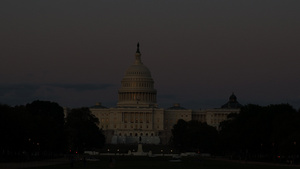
[
  {"left": 1, "top": 100, "right": 299, "bottom": 163},
  {"left": 171, "top": 104, "right": 300, "bottom": 162},
  {"left": 0, "top": 100, "right": 105, "bottom": 161}
]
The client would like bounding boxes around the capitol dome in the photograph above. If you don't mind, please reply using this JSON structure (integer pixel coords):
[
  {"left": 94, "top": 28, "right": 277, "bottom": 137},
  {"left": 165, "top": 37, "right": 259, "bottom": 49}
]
[
  {"left": 124, "top": 62, "right": 152, "bottom": 78},
  {"left": 117, "top": 43, "right": 157, "bottom": 108}
]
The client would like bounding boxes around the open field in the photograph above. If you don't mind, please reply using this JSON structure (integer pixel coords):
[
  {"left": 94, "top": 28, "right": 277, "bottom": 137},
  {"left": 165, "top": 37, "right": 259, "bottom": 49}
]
[{"left": 6, "top": 156, "right": 298, "bottom": 169}]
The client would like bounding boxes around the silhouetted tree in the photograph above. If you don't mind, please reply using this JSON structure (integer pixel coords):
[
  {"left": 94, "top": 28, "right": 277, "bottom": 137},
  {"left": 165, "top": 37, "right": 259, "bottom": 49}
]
[
  {"left": 171, "top": 119, "right": 188, "bottom": 151},
  {"left": 65, "top": 107, "right": 105, "bottom": 153},
  {"left": 171, "top": 119, "right": 218, "bottom": 153},
  {"left": 26, "top": 100, "right": 66, "bottom": 154},
  {"left": 187, "top": 120, "right": 218, "bottom": 153},
  {"left": 0, "top": 104, "right": 14, "bottom": 156},
  {"left": 219, "top": 104, "right": 300, "bottom": 162},
  {"left": 0, "top": 101, "right": 66, "bottom": 160}
]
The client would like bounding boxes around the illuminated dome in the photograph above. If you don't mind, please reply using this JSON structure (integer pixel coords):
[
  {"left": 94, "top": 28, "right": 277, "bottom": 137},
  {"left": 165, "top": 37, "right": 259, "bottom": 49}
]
[{"left": 117, "top": 43, "right": 157, "bottom": 108}]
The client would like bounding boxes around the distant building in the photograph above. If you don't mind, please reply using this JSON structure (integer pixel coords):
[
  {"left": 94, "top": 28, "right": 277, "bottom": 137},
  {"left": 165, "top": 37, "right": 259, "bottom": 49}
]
[
  {"left": 221, "top": 93, "right": 243, "bottom": 109},
  {"left": 66, "top": 44, "right": 242, "bottom": 144}
]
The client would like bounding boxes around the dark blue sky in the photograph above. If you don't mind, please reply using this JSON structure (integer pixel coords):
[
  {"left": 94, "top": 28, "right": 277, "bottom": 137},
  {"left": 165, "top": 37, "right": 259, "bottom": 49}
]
[{"left": 0, "top": 0, "right": 300, "bottom": 109}]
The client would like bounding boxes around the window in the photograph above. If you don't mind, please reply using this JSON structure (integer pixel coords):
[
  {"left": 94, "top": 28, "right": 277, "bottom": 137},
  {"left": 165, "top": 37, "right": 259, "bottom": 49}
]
[
  {"left": 135, "top": 114, "right": 138, "bottom": 123},
  {"left": 130, "top": 113, "right": 134, "bottom": 123}
]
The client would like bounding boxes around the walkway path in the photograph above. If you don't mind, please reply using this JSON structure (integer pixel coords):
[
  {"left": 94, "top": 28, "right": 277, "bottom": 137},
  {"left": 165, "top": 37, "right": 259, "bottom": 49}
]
[
  {"left": 0, "top": 158, "right": 68, "bottom": 169},
  {"left": 211, "top": 157, "right": 300, "bottom": 167}
]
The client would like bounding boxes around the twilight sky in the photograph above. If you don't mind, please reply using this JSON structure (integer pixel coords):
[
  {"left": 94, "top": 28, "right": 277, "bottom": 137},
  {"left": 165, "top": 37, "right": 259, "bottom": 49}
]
[{"left": 0, "top": 0, "right": 300, "bottom": 110}]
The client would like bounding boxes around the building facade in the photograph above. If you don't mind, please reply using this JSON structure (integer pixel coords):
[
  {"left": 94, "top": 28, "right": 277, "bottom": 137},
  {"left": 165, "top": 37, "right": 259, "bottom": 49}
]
[{"left": 84, "top": 44, "right": 242, "bottom": 144}]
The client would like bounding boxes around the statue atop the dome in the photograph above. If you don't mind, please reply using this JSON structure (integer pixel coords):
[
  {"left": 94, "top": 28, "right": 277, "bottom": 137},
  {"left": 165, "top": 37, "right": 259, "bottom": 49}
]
[{"left": 135, "top": 42, "right": 142, "bottom": 64}]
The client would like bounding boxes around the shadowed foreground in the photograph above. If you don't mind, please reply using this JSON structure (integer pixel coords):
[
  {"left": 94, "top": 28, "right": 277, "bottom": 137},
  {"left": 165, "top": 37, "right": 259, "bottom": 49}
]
[{"left": 2, "top": 156, "right": 299, "bottom": 169}]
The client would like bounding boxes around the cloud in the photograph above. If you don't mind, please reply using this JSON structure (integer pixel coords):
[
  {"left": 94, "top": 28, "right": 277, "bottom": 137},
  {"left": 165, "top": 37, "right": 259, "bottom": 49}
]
[
  {"left": 0, "top": 83, "right": 115, "bottom": 106},
  {"left": 158, "top": 94, "right": 177, "bottom": 100},
  {"left": 45, "top": 84, "right": 114, "bottom": 91},
  {"left": 0, "top": 84, "right": 39, "bottom": 98},
  {"left": 0, "top": 83, "right": 114, "bottom": 93}
]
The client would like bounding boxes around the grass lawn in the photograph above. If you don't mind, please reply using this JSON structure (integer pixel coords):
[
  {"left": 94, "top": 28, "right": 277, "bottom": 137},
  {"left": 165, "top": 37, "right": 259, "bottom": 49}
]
[{"left": 25, "top": 156, "right": 299, "bottom": 169}]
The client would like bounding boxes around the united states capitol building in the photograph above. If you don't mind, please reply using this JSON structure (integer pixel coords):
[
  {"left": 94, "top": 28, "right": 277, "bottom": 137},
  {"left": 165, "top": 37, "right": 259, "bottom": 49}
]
[{"left": 78, "top": 44, "right": 242, "bottom": 145}]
